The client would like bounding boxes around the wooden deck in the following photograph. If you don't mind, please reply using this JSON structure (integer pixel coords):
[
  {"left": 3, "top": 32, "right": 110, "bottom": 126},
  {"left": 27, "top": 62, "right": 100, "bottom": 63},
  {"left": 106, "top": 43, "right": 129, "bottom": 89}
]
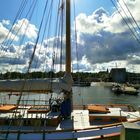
[{"left": 0, "top": 104, "right": 140, "bottom": 139}]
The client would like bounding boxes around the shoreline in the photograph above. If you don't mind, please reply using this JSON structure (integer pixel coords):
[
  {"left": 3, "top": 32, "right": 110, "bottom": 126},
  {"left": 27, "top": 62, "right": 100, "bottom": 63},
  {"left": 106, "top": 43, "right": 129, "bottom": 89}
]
[{"left": 91, "top": 82, "right": 140, "bottom": 88}]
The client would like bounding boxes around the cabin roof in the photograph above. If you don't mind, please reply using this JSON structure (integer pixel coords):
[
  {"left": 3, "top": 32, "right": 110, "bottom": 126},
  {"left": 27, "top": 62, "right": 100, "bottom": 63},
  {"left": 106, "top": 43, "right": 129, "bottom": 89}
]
[
  {"left": 87, "top": 105, "right": 110, "bottom": 113},
  {"left": 0, "top": 105, "right": 17, "bottom": 112}
]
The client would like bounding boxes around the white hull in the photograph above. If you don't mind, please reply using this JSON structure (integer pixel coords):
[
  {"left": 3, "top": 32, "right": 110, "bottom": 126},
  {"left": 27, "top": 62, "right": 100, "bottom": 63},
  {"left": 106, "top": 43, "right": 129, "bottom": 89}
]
[
  {"left": 0, "top": 105, "right": 140, "bottom": 140},
  {"left": 0, "top": 126, "right": 121, "bottom": 140}
]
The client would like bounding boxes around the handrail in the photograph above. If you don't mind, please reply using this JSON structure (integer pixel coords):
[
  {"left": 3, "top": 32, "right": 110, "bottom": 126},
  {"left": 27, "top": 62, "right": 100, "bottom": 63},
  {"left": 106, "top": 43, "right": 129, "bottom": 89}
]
[{"left": 0, "top": 118, "right": 139, "bottom": 133}]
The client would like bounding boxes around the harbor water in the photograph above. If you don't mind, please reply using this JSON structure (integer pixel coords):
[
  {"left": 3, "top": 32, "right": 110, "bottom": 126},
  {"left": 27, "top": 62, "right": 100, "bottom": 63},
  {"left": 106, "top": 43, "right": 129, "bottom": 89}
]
[
  {"left": 0, "top": 82, "right": 140, "bottom": 109},
  {"left": 73, "top": 83, "right": 140, "bottom": 109}
]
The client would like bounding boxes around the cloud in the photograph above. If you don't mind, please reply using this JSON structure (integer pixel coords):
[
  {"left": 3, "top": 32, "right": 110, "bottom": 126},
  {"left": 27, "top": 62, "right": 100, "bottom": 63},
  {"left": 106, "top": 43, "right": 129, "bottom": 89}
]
[
  {"left": 2, "top": 20, "right": 10, "bottom": 25},
  {"left": 127, "top": 53, "right": 140, "bottom": 65},
  {"left": 0, "top": 44, "right": 16, "bottom": 53},
  {"left": 0, "top": 56, "right": 26, "bottom": 65},
  {"left": 75, "top": 7, "right": 109, "bottom": 35},
  {"left": 21, "top": 41, "right": 55, "bottom": 71},
  {"left": 12, "top": 18, "right": 38, "bottom": 40},
  {"left": 78, "top": 31, "right": 139, "bottom": 64},
  {"left": 0, "top": 22, "right": 19, "bottom": 43},
  {"left": 72, "top": 55, "right": 92, "bottom": 72},
  {"left": 0, "top": 18, "right": 38, "bottom": 44},
  {"left": 74, "top": 0, "right": 140, "bottom": 72},
  {"left": 0, "top": 47, "right": 26, "bottom": 66},
  {"left": 1, "top": 0, "right": 140, "bottom": 73},
  {"left": 104, "top": 0, "right": 140, "bottom": 33},
  {"left": 44, "top": 36, "right": 66, "bottom": 65}
]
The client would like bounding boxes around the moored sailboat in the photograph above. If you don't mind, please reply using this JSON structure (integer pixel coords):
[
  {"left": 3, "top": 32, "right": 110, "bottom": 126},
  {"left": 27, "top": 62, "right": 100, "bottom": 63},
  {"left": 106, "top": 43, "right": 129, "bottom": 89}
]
[
  {"left": 112, "top": 84, "right": 139, "bottom": 95},
  {"left": 0, "top": 0, "right": 140, "bottom": 140}
]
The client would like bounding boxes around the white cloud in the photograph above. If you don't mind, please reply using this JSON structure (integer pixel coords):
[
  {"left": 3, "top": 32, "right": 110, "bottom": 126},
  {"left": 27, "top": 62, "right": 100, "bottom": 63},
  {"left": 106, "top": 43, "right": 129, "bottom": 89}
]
[
  {"left": 2, "top": 20, "right": 10, "bottom": 25},
  {"left": 105, "top": 0, "right": 140, "bottom": 33},
  {"left": 85, "top": 59, "right": 140, "bottom": 73},
  {"left": 73, "top": 0, "right": 140, "bottom": 72},
  {"left": 75, "top": 8, "right": 108, "bottom": 35},
  {"left": 0, "top": 22, "right": 19, "bottom": 43},
  {"left": 12, "top": 18, "right": 38, "bottom": 40},
  {"left": 76, "top": 1, "right": 140, "bottom": 34},
  {"left": 1, "top": 0, "right": 140, "bottom": 73},
  {"left": 72, "top": 55, "right": 92, "bottom": 72},
  {"left": 0, "top": 18, "right": 38, "bottom": 44}
]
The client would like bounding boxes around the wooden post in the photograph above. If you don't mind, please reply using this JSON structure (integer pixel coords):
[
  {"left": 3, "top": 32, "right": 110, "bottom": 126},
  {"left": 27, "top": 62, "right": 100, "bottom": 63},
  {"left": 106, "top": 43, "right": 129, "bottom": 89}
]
[{"left": 66, "top": 0, "right": 71, "bottom": 73}]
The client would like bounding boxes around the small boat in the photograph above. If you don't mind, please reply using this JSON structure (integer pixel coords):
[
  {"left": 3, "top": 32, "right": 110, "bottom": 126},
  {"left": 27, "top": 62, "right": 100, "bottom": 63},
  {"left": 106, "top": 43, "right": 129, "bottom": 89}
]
[
  {"left": 112, "top": 84, "right": 122, "bottom": 94},
  {"left": 112, "top": 84, "right": 139, "bottom": 95},
  {"left": 121, "top": 85, "right": 139, "bottom": 95}
]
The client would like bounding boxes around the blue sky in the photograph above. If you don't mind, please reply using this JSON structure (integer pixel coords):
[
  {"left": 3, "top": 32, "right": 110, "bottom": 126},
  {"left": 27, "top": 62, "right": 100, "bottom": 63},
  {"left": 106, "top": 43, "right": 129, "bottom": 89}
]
[
  {"left": 73, "top": 0, "right": 115, "bottom": 15},
  {"left": 0, "top": 0, "right": 114, "bottom": 19},
  {"left": 0, "top": 0, "right": 115, "bottom": 34},
  {"left": 0, "top": 0, "right": 140, "bottom": 73}
]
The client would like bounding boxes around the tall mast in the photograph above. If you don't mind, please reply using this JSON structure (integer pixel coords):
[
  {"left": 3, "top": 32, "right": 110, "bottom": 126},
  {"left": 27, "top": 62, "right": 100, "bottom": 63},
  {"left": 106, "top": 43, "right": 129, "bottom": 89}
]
[{"left": 66, "top": 0, "right": 71, "bottom": 73}]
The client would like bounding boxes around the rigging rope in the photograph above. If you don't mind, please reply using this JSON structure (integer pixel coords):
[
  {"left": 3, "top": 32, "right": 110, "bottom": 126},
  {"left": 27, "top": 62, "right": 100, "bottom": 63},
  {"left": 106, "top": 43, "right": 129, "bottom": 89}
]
[
  {"left": 3, "top": 0, "right": 54, "bottom": 137},
  {"left": 120, "top": 0, "right": 140, "bottom": 32},
  {"left": 73, "top": 0, "right": 79, "bottom": 73},
  {"left": 33, "top": 0, "right": 50, "bottom": 106},
  {"left": 4, "top": 0, "right": 40, "bottom": 136},
  {"left": 110, "top": 0, "right": 140, "bottom": 44},
  {"left": 49, "top": 0, "right": 63, "bottom": 105},
  {"left": 73, "top": 0, "right": 84, "bottom": 106},
  {"left": 6, "top": 0, "right": 38, "bottom": 79},
  {"left": 9, "top": 0, "right": 38, "bottom": 46},
  {"left": 117, "top": 0, "right": 140, "bottom": 40},
  {"left": 17, "top": 0, "right": 51, "bottom": 105},
  {"left": 0, "top": 0, "right": 28, "bottom": 80},
  {"left": 2, "top": 0, "right": 71, "bottom": 136},
  {"left": 1, "top": 0, "right": 28, "bottom": 46}
]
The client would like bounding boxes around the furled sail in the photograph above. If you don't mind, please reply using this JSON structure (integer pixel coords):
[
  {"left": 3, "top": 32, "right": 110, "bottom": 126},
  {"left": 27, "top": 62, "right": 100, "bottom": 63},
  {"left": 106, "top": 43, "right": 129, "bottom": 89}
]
[{"left": 0, "top": 72, "right": 73, "bottom": 93}]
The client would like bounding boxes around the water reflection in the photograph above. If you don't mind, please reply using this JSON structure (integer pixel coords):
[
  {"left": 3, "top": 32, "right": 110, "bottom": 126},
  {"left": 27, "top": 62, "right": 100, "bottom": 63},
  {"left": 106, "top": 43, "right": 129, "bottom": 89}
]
[
  {"left": 0, "top": 84, "right": 140, "bottom": 109},
  {"left": 73, "top": 85, "right": 140, "bottom": 108}
]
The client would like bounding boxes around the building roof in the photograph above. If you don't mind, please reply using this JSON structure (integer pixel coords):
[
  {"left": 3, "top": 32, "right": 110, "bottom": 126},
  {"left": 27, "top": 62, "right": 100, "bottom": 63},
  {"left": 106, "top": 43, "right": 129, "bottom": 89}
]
[{"left": 110, "top": 68, "right": 126, "bottom": 73}]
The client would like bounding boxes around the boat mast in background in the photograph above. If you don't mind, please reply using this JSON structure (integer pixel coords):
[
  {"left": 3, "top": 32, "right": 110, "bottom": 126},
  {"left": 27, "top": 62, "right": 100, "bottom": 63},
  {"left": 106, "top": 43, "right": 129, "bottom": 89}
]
[{"left": 66, "top": 0, "right": 71, "bottom": 73}]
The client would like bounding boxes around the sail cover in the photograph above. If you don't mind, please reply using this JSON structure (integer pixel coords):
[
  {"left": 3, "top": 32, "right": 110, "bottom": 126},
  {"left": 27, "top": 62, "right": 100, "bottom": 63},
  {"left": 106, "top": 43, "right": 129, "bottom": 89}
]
[{"left": 0, "top": 73, "right": 73, "bottom": 93}]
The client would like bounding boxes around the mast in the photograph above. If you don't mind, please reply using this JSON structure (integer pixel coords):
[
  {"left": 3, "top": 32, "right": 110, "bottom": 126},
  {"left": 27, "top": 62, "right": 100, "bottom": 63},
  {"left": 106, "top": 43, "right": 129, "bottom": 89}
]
[
  {"left": 60, "top": 0, "right": 72, "bottom": 119},
  {"left": 66, "top": 0, "right": 71, "bottom": 73}
]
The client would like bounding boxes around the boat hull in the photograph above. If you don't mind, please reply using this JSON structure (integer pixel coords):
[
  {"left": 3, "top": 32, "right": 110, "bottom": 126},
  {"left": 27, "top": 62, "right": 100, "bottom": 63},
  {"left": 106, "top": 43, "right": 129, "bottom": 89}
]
[
  {"left": 0, "top": 104, "right": 140, "bottom": 140},
  {"left": 0, "top": 125, "right": 122, "bottom": 140},
  {"left": 112, "top": 85, "right": 139, "bottom": 95}
]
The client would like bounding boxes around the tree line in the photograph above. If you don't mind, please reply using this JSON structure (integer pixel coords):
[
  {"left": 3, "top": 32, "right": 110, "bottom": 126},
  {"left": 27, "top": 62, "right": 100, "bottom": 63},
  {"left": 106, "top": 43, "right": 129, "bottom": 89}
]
[{"left": 0, "top": 71, "right": 109, "bottom": 82}]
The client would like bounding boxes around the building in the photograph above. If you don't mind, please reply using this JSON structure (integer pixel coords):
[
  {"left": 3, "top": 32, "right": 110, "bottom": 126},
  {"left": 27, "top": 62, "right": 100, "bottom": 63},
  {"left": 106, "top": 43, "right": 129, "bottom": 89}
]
[
  {"left": 127, "top": 72, "right": 140, "bottom": 84},
  {"left": 110, "top": 68, "right": 127, "bottom": 83}
]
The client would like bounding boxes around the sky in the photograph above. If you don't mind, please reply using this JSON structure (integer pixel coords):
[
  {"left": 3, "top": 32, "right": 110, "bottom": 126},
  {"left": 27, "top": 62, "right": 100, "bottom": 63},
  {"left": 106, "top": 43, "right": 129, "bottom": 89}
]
[{"left": 0, "top": 0, "right": 140, "bottom": 73}]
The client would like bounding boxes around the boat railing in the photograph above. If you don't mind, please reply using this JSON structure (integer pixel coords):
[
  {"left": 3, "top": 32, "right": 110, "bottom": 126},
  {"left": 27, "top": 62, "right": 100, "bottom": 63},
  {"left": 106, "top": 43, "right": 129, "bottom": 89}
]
[
  {"left": 0, "top": 103, "right": 136, "bottom": 111},
  {"left": 0, "top": 118, "right": 140, "bottom": 140}
]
